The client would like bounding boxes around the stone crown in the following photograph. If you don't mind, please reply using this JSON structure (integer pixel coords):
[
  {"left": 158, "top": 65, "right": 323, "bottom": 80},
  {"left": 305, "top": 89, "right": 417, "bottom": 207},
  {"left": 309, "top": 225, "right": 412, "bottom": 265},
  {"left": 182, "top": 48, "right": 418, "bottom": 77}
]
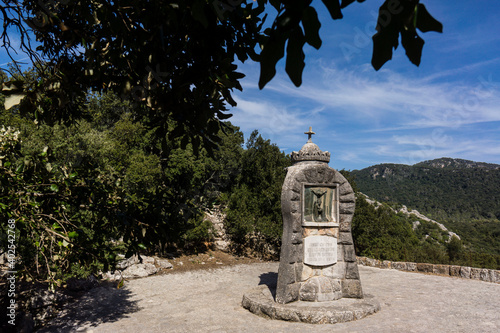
[{"left": 291, "top": 142, "right": 331, "bottom": 163}]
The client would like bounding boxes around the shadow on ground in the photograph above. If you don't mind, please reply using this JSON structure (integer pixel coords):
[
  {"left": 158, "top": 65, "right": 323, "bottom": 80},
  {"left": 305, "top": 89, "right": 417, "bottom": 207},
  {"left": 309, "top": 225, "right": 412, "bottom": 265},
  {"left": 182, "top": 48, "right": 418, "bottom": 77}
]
[
  {"left": 258, "top": 272, "right": 278, "bottom": 300},
  {"left": 37, "top": 283, "right": 140, "bottom": 332}
]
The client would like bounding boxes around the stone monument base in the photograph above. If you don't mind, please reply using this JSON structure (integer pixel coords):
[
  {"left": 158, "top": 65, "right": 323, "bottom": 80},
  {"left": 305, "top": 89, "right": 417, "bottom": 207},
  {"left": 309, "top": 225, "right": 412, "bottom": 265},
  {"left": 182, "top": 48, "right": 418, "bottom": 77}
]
[{"left": 242, "top": 285, "right": 380, "bottom": 324}]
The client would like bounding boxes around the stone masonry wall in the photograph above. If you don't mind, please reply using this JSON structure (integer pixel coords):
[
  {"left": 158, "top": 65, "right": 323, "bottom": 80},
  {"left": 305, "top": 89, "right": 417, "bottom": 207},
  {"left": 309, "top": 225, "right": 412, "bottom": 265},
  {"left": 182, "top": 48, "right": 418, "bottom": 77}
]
[{"left": 356, "top": 257, "right": 500, "bottom": 284}]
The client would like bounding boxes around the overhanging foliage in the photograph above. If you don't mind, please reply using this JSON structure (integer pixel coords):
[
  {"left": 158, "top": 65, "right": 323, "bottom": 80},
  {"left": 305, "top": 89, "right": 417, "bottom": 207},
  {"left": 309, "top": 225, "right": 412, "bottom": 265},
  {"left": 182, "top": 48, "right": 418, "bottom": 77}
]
[{"left": 1, "top": 0, "right": 442, "bottom": 150}]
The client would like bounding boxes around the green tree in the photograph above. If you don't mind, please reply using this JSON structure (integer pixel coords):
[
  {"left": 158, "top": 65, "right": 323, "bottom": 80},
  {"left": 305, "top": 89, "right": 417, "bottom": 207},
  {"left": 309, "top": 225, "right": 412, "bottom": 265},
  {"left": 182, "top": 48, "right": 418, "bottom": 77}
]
[
  {"left": 352, "top": 194, "right": 420, "bottom": 261},
  {"left": 1, "top": 0, "right": 442, "bottom": 149},
  {"left": 225, "top": 130, "right": 291, "bottom": 257},
  {"left": 0, "top": 87, "right": 212, "bottom": 283},
  {"left": 446, "top": 235, "right": 463, "bottom": 263}
]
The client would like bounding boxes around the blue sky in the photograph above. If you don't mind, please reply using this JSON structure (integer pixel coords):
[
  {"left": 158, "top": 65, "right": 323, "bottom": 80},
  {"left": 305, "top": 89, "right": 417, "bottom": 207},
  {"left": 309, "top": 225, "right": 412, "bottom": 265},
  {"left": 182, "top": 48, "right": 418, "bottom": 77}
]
[
  {"left": 1, "top": 1, "right": 499, "bottom": 171},
  {"left": 231, "top": 1, "right": 500, "bottom": 170}
]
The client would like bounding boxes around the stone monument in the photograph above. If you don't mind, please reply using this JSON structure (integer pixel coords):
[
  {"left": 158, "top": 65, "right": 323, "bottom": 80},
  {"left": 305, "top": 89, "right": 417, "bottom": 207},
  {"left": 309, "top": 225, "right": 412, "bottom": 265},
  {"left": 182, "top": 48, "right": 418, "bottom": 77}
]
[
  {"left": 276, "top": 127, "right": 362, "bottom": 303},
  {"left": 242, "top": 128, "right": 379, "bottom": 324}
]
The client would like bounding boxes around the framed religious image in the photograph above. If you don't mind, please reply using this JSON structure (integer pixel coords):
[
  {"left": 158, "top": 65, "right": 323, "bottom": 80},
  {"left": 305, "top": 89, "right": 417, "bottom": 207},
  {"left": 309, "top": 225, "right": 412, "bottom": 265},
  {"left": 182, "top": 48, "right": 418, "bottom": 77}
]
[{"left": 302, "top": 183, "right": 339, "bottom": 227}]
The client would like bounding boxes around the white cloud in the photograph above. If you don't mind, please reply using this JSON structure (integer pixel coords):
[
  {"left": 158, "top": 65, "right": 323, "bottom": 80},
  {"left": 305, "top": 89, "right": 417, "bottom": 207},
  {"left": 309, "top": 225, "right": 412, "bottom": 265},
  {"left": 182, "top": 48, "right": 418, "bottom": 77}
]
[
  {"left": 232, "top": 97, "right": 303, "bottom": 135},
  {"left": 354, "top": 133, "right": 500, "bottom": 167},
  {"left": 232, "top": 48, "right": 500, "bottom": 168},
  {"left": 253, "top": 65, "right": 500, "bottom": 133}
]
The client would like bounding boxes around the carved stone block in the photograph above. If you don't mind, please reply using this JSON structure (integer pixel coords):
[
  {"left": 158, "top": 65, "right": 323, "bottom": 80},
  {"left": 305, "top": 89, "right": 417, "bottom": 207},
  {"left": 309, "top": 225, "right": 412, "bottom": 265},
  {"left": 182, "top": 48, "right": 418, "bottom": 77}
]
[
  {"left": 344, "top": 245, "right": 357, "bottom": 262},
  {"left": 341, "top": 279, "right": 363, "bottom": 298}
]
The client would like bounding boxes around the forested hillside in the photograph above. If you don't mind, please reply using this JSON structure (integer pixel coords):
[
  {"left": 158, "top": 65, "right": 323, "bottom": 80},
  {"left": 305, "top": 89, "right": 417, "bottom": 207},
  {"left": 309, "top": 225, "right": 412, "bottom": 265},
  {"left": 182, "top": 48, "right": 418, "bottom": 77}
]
[{"left": 351, "top": 158, "right": 500, "bottom": 257}]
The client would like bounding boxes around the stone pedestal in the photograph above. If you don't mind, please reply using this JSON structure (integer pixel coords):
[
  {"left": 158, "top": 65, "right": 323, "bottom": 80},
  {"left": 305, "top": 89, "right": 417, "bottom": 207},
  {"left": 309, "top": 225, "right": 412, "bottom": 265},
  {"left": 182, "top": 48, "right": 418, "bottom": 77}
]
[
  {"left": 243, "top": 286, "right": 379, "bottom": 324},
  {"left": 243, "top": 128, "right": 378, "bottom": 323},
  {"left": 276, "top": 157, "right": 362, "bottom": 303},
  {"left": 274, "top": 127, "right": 363, "bottom": 304}
]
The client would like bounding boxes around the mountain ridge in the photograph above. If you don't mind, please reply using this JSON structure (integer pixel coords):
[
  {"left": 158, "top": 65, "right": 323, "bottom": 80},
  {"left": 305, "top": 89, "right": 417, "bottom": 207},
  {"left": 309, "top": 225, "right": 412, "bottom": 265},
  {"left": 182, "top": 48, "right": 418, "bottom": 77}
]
[
  {"left": 351, "top": 157, "right": 500, "bottom": 219},
  {"left": 414, "top": 157, "right": 500, "bottom": 170},
  {"left": 351, "top": 157, "right": 500, "bottom": 257}
]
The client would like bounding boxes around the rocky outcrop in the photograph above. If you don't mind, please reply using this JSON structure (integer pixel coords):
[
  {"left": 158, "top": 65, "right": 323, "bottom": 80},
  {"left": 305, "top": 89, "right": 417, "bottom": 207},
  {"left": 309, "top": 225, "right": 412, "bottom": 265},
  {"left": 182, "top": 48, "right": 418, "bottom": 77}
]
[
  {"left": 204, "top": 206, "right": 230, "bottom": 252},
  {"left": 102, "top": 255, "right": 172, "bottom": 281},
  {"left": 397, "top": 205, "right": 461, "bottom": 240},
  {"left": 361, "top": 193, "right": 460, "bottom": 241}
]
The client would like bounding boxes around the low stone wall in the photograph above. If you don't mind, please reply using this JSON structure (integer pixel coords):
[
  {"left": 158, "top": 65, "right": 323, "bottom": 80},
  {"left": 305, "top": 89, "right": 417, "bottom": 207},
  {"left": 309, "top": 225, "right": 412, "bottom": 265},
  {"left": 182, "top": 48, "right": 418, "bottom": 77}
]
[{"left": 356, "top": 256, "right": 500, "bottom": 284}]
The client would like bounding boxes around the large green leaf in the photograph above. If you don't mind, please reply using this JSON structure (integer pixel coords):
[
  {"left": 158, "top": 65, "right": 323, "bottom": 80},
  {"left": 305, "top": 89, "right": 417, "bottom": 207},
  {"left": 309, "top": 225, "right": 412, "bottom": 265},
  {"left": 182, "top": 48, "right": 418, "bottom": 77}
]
[
  {"left": 259, "top": 34, "right": 287, "bottom": 89},
  {"left": 192, "top": 0, "right": 208, "bottom": 28},
  {"left": 371, "top": 28, "right": 399, "bottom": 71},
  {"left": 371, "top": 0, "right": 441, "bottom": 71},
  {"left": 416, "top": 4, "right": 443, "bottom": 33},
  {"left": 401, "top": 29, "right": 425, "bottom": 66},
  {"left": 302, "top": 6, "right": 322, "bottom": 50},
  {"left": 285, "top": 27, "right": 306, "bottom": 87},
  {"left": 321, "top": 0, "right": 343, "bottom": 20}
]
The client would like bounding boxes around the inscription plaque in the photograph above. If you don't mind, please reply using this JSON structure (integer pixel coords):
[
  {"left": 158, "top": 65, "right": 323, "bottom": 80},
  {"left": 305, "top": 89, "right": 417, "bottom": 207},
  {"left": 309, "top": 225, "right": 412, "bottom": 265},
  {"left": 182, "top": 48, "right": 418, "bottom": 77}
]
[
  {"left": 303, "top": 235, "right": 337, "bottom": 266},
  {"left": 303, "top": 184, "right": 339, "bottom": 227}
]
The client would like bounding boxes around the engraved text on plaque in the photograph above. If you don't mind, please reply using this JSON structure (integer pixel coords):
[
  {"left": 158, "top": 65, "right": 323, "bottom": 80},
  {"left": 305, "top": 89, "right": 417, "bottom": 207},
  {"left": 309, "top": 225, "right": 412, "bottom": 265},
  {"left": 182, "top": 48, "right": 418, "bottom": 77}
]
[{"left": 303, "top": 235, "right": 337, "bottom": 266}]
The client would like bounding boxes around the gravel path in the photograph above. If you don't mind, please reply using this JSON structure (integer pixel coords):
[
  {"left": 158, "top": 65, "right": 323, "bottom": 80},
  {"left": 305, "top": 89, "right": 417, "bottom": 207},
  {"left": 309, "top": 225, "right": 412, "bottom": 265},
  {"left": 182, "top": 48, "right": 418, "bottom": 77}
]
[{"left": 40, "top": 263, "right": 500, "bottom": 332}]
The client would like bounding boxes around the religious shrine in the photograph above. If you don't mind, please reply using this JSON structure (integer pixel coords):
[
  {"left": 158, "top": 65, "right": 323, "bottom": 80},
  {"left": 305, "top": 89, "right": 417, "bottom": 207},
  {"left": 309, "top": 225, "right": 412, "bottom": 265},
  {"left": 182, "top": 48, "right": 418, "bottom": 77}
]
[{"left": 276, "top": 127, "right": 363, "bottom": 303}]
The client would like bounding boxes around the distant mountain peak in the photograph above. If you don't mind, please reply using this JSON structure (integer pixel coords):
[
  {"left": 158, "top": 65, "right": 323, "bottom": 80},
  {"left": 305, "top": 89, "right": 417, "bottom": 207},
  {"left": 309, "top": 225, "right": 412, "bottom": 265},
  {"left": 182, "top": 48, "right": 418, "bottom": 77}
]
[{"left": 415, "top": 157, "right": 500, "bottom": 170}]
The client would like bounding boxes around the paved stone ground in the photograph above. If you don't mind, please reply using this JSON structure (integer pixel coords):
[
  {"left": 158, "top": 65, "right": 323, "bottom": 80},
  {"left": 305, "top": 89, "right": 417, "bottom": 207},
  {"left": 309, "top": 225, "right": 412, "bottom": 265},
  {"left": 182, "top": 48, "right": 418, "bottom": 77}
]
[{"left": 39, "top": 263, "right": 500, "bottom": 333}]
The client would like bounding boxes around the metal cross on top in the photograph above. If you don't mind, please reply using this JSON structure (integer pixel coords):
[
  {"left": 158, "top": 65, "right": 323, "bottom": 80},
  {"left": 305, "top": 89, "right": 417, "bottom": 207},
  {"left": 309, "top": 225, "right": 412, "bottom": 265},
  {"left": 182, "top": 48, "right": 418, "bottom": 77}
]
[{"left": 304, "top": 126, "right": 315, "bottom": 143}]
